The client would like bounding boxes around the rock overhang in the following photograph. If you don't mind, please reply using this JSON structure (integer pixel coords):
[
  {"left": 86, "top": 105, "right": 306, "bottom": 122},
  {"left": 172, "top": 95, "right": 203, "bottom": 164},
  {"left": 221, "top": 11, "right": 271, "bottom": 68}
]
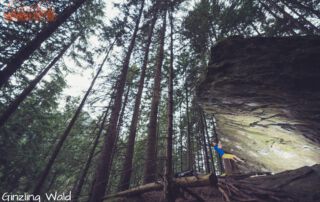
[{"left": 197, "top": 36, "right": 320, "bottom": 173}]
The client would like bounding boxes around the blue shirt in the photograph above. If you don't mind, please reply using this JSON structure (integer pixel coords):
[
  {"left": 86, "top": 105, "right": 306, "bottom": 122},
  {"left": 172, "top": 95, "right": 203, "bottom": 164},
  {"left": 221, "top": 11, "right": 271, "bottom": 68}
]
[{"left": 213, "top": 145, "right": 225, "bottom": 157}]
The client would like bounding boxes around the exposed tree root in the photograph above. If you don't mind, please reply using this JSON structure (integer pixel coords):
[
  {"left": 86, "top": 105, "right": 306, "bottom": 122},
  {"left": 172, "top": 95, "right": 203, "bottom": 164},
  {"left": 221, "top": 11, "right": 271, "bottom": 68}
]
[
  {"left": 218, "top": 177, "right": 293, "bottom": 202},
  {"left": 104, "top": 173, "right": 294, "bottom": 201}
]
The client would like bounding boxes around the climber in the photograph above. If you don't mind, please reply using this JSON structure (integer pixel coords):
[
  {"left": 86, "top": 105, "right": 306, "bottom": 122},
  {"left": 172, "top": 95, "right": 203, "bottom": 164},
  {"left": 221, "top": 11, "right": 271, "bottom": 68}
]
[{"left": 211, "top": 141, "right": 244, "bottom": 163}]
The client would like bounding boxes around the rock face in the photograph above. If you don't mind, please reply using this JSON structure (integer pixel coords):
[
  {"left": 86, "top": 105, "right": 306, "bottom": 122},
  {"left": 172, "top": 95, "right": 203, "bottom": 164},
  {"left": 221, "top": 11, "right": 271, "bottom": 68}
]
[{"left": 197, "top": 36, "right": 320, "bottom": 173}]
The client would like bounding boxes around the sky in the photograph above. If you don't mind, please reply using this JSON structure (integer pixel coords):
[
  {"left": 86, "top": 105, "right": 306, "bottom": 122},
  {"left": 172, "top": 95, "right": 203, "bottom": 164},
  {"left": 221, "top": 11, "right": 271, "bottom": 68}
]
[{"left": 62, "top": 0, "right": 122, "bottom": 98}]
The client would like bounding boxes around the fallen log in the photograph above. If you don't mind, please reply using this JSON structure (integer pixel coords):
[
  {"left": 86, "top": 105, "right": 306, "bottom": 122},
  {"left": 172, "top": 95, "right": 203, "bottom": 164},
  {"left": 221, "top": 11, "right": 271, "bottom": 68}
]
[{"left": 104, "top": 173, "right": 214, "bottom": 200}]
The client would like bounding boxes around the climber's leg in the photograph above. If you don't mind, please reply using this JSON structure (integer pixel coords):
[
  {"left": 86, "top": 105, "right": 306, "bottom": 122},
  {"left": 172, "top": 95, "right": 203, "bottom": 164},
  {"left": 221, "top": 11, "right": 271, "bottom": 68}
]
[{"left": 222, "top": 153, "right": 244, "bottom": 163}]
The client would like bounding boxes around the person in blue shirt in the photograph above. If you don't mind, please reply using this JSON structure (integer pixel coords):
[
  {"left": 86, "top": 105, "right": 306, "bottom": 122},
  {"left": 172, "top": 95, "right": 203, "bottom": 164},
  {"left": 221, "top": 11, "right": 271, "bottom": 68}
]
[{"left": 211, "top": 141, "right": 244, "bottom": 163}]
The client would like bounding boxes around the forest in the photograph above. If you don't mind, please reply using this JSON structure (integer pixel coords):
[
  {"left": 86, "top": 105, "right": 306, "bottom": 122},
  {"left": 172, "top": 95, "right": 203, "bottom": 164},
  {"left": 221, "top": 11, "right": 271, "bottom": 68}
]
[{"left": 0, "top": 0, "right": 319, "bottom": 201}]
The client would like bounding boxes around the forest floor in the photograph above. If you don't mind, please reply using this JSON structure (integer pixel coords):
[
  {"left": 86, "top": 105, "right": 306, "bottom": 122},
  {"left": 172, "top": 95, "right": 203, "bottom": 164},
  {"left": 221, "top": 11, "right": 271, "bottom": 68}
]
[{"left": 107, "top": 164, "right": 320, "bottom": 202}]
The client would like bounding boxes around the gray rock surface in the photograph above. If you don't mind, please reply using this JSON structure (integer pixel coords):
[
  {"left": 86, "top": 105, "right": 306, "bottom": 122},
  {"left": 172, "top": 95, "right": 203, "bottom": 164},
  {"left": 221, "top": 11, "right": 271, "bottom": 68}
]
[{"left": 197, "top": 36, "right": 320, "bottom": 172}]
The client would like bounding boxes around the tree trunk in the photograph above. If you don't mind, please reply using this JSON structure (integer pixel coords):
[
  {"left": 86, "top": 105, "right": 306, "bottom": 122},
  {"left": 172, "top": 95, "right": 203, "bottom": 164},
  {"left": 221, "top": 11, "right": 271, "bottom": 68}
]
[
  {"left": 164, "top": 8, "right": 173, "bottom": 202},
  {"left": 32, "top": 38, "right": 113, "bottom": 195},
  {"left": 88, "top": 1, "right": 144, "bottom": 201},
  {"left": 143, "top": 10, "right": 167, "bottom": 184},
  {"left": 0, "top": 0, "right": 87, "bottom": 87},
  {"left": 284, "top": 0, "right": 320, "bottom": 19},
  {"left": 280, "top": 0, "right": 320, "bottom": 33},
  {"left": 105, "top": 173, "right": 215, "bottom": 200},
  {"left": 110, "top": 82, "right": 131, "bottom": 168},
  {"left": 185, "top": 85, "right": 193, "bottom": 170},
  {"left": 199, "top": 110, "right": 210, "bottom": 173},
  {"left": 106, "top": 83, "right": 131, "bottom": 193},
  {"left": 118, "top": 14, "right": 157, "bottom": 192},
  {"left": 250, "top": 22, "right": 262, "bottom": 36},
  {"left": 179, "top": 105, "right": 183, "bottom": 172},
  {"left": 211, "top": 116, "right": 223, "bottom": 174},
  {"left": 202, "top": 112, "right": 217, "bottom": 175},
  {"left": 71, "top": 103, "right": 112, "bottom": 202},
  {"left": 257, "top": 0, "right": 297, "bottom": 36},
  {"left": 265, "top": 0, "right": 313, "bottom": 34},
  {"left": 0, "top": 36, "right": 78, "bottom": 128}
]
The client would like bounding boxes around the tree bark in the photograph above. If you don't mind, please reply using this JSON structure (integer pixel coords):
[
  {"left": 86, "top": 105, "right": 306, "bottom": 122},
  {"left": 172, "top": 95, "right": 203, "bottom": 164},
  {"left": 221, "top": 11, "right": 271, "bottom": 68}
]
[
  {"left": 118, "top": 14, "right": 157, "bottom": 191},
  {"left": 105, "top": 174, "right": 215, "bottom": 199},
  {"left": 106, "top": 82, "right": 131, "bottom": 193},
  {"left": 143, "top": 10, "right": 167, "bottom": 184},
  {"left": 211, "top": 116, "right": 223, "bottom": 174},
  {"left": 202, "top": 112, "right": 217, "bottom": 175},
  {"left": 179, "top": 105, "right": 183, "bottom": 172},
  {"left": 88, "top": 1, "right": 145, "bottom": 201},
  {"left": 71, "top": 109, "right": 110, "bottom": 202},
  {"left": 199, "top": 110, "right": 210, "bottom": 173},
  {"left": 0, "top": 36, "right": 78, "bottom": 128},
  {"left": 164, "top": 8, "right": 173, "bottom": 202},
  {"left": 0, "top": 0, "right": 87, "bottom": 88},
  {"left": 32, "top": 37, "right": 113, "bottom": 195},
  {"left": 185, "top": 84, "right": 193, "bottom": 170}
]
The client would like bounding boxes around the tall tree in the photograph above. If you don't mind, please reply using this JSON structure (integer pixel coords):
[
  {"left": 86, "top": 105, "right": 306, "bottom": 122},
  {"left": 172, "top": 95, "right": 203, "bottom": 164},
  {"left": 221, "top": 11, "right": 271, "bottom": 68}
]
[
  {"left": 199, "top": 109, "right": 210, "bottom": 173},
  {"left": 185, "top": 83, "right": 193, "bottom": 170},
  {"left": 143, "top": 10, "right": 167, "bottom": 184},
  {"left": 118, "top": 14, "right": 158, "bottom": 191},
  {"left": 0, "top": 0, "right": 88, "bottom": 88},
  {"left": 71, "top": 110, "right": 109, "bottom": 202},
  {"left": 89, "top": 1, "right": 145, "bottom": 201},
  {"left": 0, "top": 35, "right": 78, "bottom": 128},
  {"left": 32, "top": 40, "right": 114, "bottom": 195},
  {"left": 164, "top": 6, "right": 174, "bottom": 201}
]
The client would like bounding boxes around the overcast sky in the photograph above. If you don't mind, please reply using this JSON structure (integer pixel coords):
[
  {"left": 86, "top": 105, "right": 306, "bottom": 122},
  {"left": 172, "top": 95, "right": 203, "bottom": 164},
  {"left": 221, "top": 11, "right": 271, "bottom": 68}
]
[{"left": 62, "top": 0, "right": 122, "bottom": 98}]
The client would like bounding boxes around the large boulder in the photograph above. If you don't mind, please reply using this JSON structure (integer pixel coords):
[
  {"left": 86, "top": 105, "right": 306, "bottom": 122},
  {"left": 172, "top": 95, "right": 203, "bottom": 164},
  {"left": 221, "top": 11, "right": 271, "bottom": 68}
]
[{"left": 197, "top": 36, "right": 320, "bottom": 172}]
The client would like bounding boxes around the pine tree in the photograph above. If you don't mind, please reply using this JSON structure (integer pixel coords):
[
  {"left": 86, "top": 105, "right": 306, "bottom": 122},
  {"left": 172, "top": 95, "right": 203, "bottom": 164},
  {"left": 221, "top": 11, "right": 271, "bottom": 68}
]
[
  {"left": 118, "top": 13, "right": 158, "bottom": 191},
  {"left": 0, "top": 35, "right": 78, "bottom": 128},
  {"left": 143, "top": 10, "right": 167, "bottom": 184},
  {"left": 89, "top": 1, "right": 145, "bottom": 201},
  {"left": 163, "top": 6, "right": 174, "bottom": 201},
  {"left": 32, "top": 39, "right": 114, "bottom": 195},
  {"left": 0, "top": 0, "right": 88, "bottom": 88}
]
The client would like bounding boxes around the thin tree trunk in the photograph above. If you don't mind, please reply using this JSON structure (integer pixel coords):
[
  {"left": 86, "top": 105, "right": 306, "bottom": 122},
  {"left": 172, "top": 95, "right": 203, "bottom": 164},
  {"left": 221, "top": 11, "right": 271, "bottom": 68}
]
[
  {"left": 118, "top": 14, "right": 157, "bottom": 191},
  {"left": 265, "top": 0, "right": 313, "bottom": 34},
  {"left": 199, "top": 110, "right": 210, "bottom": 173},
  {"left": 143, "top": 11, "right": 167, "bottom": 184},
  {"left": 250, "top": 22, "right": 262, "bottom": 36},
  {"left": 32, "top": 39, "right": 113, "bottom": 195},
  {"left": 0, "top": 0, "right": 87, "bottom": 87},
  {"left": 284, "top": 0, "right": 320, "bottom": 19},
  {"left": 280, "top": 0, "right": 320, "bottom": 33},
  {"left": 257, "top": 0, "right": 297, "bottom": 36},
  {"left": 202, "top": 112, "right": 216, "bottom": 175},
  {"left": 71, "top": 104, "right": 111, "bottom": 202},
  {"left": 179, "top": 104, "right": 183, "bottom": 172},
  {"left": 71, "top": 112, "right": 107, "bottom": 202},
  {"left": 164, "top": 8, "right": 173, "bottom": 202},
  {"left": 46, "top": 172, "right": 58, "bottom": 192},
  {"left": 196, "top": 135, "right": 201, "bottom": 172},
  {"left": 211, "top": 116, "right": 223, "bottom": 174},
  {"left": 185, "top": 84, "right": 193, "bottom": 170},
  {"left": 106, "top": 83, "right": 131, "bottom": 193},
  {"left": 89, "top": 1, "right": 145, "bottom": 201},
  {"left": 0, "top": 36, "right": 78, "bottom": 128}
]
